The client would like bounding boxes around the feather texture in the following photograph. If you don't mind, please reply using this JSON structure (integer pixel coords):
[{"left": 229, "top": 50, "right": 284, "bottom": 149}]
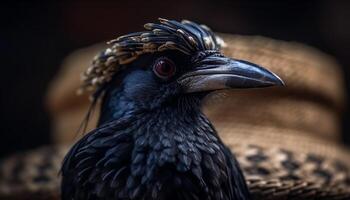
[
  {"left": 80, "top": 18, "right": 224, "bottom": 94},
  {"left": 61, "top": 102, "right": 250, "bottom": 200}
]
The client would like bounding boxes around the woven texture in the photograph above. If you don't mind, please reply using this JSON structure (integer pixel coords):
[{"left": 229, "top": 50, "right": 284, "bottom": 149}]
[
  {"left": 0, "top": 34, "right": 349, "bottom": 199},
  {"left": 219, "top": 34, "right": 345, "bottom": 110},
  {"left": 0, "top": 145, "right": 349, "bottom": 199}
]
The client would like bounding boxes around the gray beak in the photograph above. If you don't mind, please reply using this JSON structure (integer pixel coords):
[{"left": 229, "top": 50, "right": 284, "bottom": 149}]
[{"left": 178, "top": 54, "right": 284, "bottom": 93}]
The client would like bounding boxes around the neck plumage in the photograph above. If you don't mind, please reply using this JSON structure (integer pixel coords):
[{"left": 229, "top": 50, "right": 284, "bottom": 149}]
[
  {"left": 97, "top": 88, "right": 220, "bottom": 148},
  {"left": 76, "top": 89, "right": 244, "bottom": 200},
  {"left": 98, "top": 88, "right": 207, "bottom": 128}
]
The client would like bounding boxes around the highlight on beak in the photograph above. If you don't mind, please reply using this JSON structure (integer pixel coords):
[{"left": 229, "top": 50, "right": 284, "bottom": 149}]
[{"left": 178, "top": 54, "right": 284, "bottom": 93}]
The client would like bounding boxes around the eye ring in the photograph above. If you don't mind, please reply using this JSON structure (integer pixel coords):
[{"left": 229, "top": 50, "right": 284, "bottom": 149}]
[{"left": 153, "top": 57, "right": 177, "bottom": 80}]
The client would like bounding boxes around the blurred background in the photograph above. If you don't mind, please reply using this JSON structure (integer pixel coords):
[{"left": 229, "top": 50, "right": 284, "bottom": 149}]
[{"left": 1, "top": 0, "right": 350, "bottom": 157}]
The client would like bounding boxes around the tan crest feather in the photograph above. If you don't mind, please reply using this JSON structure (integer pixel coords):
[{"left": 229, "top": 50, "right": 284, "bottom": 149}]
[{"left": 80, "top": 18, "right": 224, "bottom": 95}]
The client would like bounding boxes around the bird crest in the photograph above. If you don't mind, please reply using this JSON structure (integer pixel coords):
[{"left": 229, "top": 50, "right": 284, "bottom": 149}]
[{"left": 79, "top": 18, "right": 226, "bottom": 94}]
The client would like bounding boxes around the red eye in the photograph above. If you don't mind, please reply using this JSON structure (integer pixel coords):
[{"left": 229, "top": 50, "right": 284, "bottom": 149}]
[{"left": 153, "top": 58, "right": 176, "bottom": 79}]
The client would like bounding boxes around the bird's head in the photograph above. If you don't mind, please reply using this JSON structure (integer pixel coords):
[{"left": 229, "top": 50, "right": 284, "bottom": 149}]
[{"left": 81, "top": 18, "right": 284, "bottom": 120}]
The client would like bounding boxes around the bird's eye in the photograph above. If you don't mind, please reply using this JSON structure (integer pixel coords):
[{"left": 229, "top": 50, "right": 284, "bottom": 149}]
[{"left": 153, "top": 58, "right": 176, "bottom": 80}]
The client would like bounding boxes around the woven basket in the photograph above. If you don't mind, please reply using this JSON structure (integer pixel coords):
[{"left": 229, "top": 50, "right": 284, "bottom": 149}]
[{"left": 0, "top": 34, "right": 349, "bottom": 199}]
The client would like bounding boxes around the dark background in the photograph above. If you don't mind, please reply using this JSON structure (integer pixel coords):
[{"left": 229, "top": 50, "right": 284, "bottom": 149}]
[{"left": 1, "top": 0, "right": 350, "bottom": 157}]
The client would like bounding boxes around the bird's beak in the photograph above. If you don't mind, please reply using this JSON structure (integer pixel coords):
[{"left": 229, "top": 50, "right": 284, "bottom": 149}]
[{"left": 178, "top": 54, "right": 284, "bottom": 93}]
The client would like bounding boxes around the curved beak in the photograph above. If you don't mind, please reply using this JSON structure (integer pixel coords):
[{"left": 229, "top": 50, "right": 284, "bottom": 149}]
[{"left": 178, "top": 54, "right": 284, "bottom": 93}]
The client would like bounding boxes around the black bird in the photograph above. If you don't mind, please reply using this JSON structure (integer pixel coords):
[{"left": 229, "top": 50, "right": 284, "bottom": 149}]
[{"left": 61, "top": 18, "right": 284, "bottom": 200}]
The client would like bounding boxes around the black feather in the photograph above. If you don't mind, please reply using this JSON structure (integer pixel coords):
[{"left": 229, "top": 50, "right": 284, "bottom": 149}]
[{"left": 61, "top": 18, "right": 250, "bottom": 200}]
